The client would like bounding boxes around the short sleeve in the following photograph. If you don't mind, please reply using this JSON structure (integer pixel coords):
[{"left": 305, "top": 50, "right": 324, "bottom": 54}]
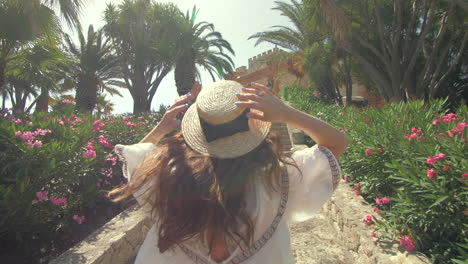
[
  {"left": 114, "top": 143, "right": 156, "bottom": 206},
  {"left": 284, "top": 144, "right": 342, "bottom": 223}
]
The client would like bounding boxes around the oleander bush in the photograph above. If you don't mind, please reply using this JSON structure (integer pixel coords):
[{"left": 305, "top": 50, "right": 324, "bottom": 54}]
[
  {"left": 281, "top": 84, "right": 468, "bottom": 264},
  {"left": 0, "top": 107, "right": 165, "bottom": 262}
]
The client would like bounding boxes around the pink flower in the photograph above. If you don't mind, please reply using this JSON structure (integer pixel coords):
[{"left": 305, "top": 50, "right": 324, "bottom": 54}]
[
  {"left": 433, "top": 119, "right": 440, "bottom": 125},
  {"left": 31, "top": 199, "right": 39, "bottom": 204},
  {"left": 62, "top": 99, "right": 76, "bottom": 105},
  {"left": 382, "top": 197, "right": 390, "bottom": 204},
  {"left": 400, "top": 236, "right": 416, "bottom": 251},
  {"left": 25, "top": 140, "right": 34, "bottom": 148},
  {"left": 462, "top": 173, "right": 468, "bottom": 180},
  {"left": 124, "top": 121, "right": 137, "bottom": 128},
  {"left": 365, "top": 149, "right": 374, "bottom": 156},
  {"left": 87, "top": 141, "right": 95, "bottom": 150},
  {"left": 363, "top": 215, "right": 374, "bottom": 225},
  {"left": 33, "top": 128, "right": 51, "bottom": 136},
  {"left": 372, "top": 207, "right": 380, "bottom": 213},
  {"left": 59, "top": 121, "right": 64, "bottom": 125},
  {"left": 98, "top": 135, "right": 112, "bottom": 148},
  {"left": 112, "top": 156, "right": 118, "bottom": 166},
  {"left": 33, "top": 140, "right": 43, "bottom": 148},
  {"left": 93, "top": 120, "right": 104, "bottom": 128},
  {"left": 343, "top": 176, "right": 349, "bottom": 182},
  {"left": 355, "top": 184, "right": 361, "bottom": 189},
  {"left": 442, "top": 163, "right": 451, "bottom": 172},
  {"left": 427, "top": 154, "right": 445, "bottom": 165},
  {"left": 427, "top": 169, "right": 437, "bottom": 179},
  {"left": 376, "top": 198, "right": 382, "bottom": 205},
  {"left": 103, "top": 193, "right": 109, "bottom": 199},
  {"left": 352, "top": 189, "right": 361, "bottom": 196},
  {"left": 83, "top": 150, "right": 96, "bottom": 158},
  {"left": 14, "top": 131, "right": 21, "bottom": 136},
  {"left": 448, "top": 130, "right": 455, "bottom": 137},
  {"left": 427, "top": 157, "right": 436, "bottom": 164},
  {"left": 50, "top": 197, "right": 67, "bottom": 206},
  {"left": 28, "top": 122, "right": 33, "bottom": 126},
  {"left": 104, "top": 180, "right": 111, "bottom": 185},
  {"left": 405, "top": 243, "right": 417, "bottom": 251},
  {"left": 21, "top": 132, "right": 34, "bottom": 141},
  {"left": 371, "top": 232, "right": 377, "bottom": 238},
  {"left": 36, "top": 191, "right": 49, "bottom": 201},
  {"left": 73, "top": 215, "right": 85, "bottom": 224},
  {"left": 438, "top": 133, "right": 446, "bottom": 137},
  {"left": 409, "top": 133, "right": 418, "bottom": 139},
  {"left": 15, "top": 119, "right": 22, "bottom": 124},
  {"left": 457, "top": 122, "right": 467, "bottom": 131}
]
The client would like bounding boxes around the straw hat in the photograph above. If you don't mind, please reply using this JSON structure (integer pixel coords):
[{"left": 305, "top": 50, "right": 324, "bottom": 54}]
[{"left": 181, "top": 80, "right": 271, "bottom": 159}]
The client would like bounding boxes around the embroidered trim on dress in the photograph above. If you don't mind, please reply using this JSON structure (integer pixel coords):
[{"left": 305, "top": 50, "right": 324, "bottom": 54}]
[
  {"left": 178, "top": 169, "right": 290, "bottom": 264},
  {"left": 317, "top": 145, "right": 341, "bottom": 191},
  {"left": 114, "top": 145, "right": 130, "bottom": 180}
]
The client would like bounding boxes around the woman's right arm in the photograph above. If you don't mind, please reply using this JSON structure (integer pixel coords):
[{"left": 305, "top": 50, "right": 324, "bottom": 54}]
[
  {"left": 283, "top": 107, "right": 348, "bottom": 159},
  {"left": 235, "top": 82, "right": 348, "bottom": 158}
]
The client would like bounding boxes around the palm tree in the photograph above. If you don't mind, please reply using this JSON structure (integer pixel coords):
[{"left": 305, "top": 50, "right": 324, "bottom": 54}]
[
  {"left": 64, "top": 25, "right": 122, "bottom": 113},
  {"left": 249, "top": 0, "right": 344, "bottom": 105},
  {"left": 4, "top": 40, "right": 71, "bottom": 112},
  {"left": 174, "top": 7, "right": 236, "bottom": 96},
  {"left": 0, "top": 1, "right": 60, "bottom": 97},
  {"left": 0, "top": 0, "right": 84, "bottom": 106},
  {"left": 104, "top": 1, "right": 183, "bottom": 114},
  {"left": 10, "top": 0, "right": 86, "bottom": 30},
  {"left": 95, "top": 93, "right": 114, "bottom": 118}
]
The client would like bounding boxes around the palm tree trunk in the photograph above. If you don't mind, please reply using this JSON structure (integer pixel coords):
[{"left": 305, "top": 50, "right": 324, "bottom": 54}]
[
  {"left": 344, "top": 56, "right": 352, "bottom": 107},
  {"left": 133, "top": 68, "right": 150, "bottom": 114},
  {"left": 175, "top": 54, "right": 196, "bottom": 96},
  {"left": 76, "top": 74, "right": 99, "bottom": 113},
  {"left": 1, "top": 90, "right": 6, "bottom": 109},
  {"left": 35, "top": 87, "right": 49, "bottom": 112},
  {"left": 0, "top": 61, "right": 5, "bottom": 95}
]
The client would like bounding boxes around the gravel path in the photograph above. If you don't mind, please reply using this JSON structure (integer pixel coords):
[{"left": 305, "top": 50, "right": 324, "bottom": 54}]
[{"left": 290, "top": 210, "right": 355, "bottom": 264}]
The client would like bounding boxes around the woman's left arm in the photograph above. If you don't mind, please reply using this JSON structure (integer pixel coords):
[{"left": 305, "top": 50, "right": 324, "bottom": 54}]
[{"left": 139, "top": 93, "right": 192, "bottom": 144}]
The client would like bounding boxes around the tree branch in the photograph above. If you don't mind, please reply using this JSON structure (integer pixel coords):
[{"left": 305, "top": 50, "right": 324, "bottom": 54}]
[
  {"left": 415, "top": 10, "right": 450, "bottom": 93},
  {"left": 431, "top": 30, "right": 467, "bottom": 97},
  {"left": 372, "top": 0, "right": 392, "bottom": 59}
]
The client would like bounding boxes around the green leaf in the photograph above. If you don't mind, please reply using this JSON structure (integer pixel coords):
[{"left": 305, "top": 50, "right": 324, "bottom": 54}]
[{"left": 429, "top": 196, "right": 449, "bottom": 208}]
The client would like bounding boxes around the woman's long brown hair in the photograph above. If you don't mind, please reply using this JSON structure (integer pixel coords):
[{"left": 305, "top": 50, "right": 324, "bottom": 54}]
[{"left": 109, "top": 131, "right": 297, "bottom": 253}]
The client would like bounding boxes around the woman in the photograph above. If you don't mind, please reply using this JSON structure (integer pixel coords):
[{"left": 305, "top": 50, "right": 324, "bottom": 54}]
[{"left": 110, "top": 81, "right": 348, "bottom": 264}]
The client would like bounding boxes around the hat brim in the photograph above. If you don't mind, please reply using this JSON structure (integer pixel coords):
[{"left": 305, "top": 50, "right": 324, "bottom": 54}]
[{"left": 181, "top": 103, "right": 271, "bottom": 159}]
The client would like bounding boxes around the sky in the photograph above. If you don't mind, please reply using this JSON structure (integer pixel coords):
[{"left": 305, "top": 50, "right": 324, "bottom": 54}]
[{"left": 67, "top": 0, "right": 293, "bottom": 114}]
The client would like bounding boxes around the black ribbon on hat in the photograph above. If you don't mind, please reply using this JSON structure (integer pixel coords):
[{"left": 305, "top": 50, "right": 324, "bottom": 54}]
[{"left": 200, "top": 109, "right": 251, "bottom": 142}]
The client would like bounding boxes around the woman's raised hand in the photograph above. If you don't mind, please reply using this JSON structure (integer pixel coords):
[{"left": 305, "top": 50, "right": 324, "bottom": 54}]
[
  {"left": 156, "top": 93, "right": 192, "bottom": 135},
  {"left": 139, "top": 92, "right": 192, "bottom": 144},
  {"left": 235, "top": 83, "right": 293, "bottom": 123}
]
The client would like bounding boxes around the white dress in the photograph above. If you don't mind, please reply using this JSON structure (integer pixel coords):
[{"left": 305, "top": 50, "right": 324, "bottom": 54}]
[{"left": 115, "top": 143, "right": 342, "bottom": 264}]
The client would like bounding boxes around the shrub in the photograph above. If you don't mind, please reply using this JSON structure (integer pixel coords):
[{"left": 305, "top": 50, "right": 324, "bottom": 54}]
[
  {"left": 280, "top": 87, "right": 468, "bottom": 263},
  {"left": 0, "top": 108, "right": 165, "bottom": 260}
]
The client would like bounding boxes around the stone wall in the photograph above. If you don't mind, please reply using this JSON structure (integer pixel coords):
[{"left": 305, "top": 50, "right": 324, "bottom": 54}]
[{"left": 50, "top": 206, "right": 152, "bottom": 264}]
